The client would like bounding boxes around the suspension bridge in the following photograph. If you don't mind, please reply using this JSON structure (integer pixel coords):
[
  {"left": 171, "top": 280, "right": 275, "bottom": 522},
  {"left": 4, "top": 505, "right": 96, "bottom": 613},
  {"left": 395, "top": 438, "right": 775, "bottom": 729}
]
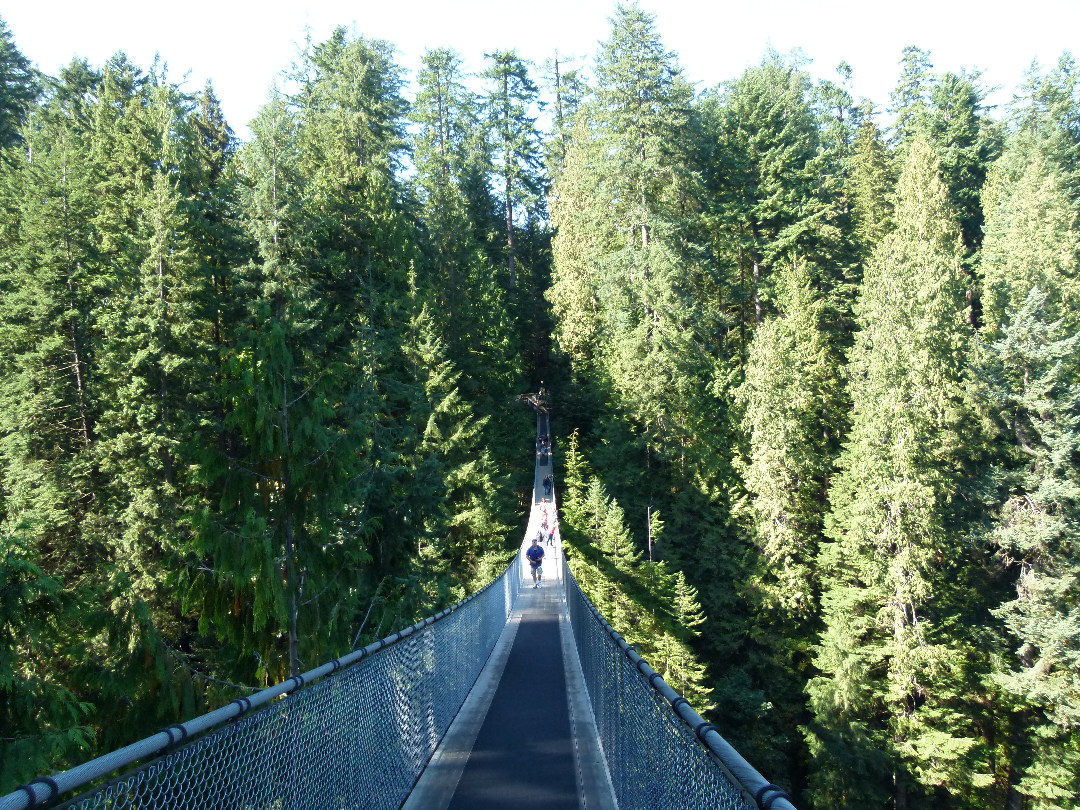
[{"left": 1, "top": 411, "right": 796, "bottom": 810}]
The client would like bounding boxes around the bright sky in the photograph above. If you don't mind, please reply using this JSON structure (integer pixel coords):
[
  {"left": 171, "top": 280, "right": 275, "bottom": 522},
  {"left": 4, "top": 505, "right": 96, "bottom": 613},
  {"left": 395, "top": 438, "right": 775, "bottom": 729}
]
[{"left": 4, "top": 0, "right": 1078, "bottom": 139}]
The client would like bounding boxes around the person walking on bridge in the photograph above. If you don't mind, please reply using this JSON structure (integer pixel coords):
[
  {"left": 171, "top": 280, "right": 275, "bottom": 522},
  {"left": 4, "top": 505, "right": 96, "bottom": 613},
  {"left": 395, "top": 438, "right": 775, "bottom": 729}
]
[{"left": 526, "top": 537, "right": 545, "bottom": 588}]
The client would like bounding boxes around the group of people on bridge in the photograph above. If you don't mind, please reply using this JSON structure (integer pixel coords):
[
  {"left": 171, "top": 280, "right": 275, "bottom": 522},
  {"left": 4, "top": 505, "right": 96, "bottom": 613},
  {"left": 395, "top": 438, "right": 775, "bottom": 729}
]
[
  {"left": 537, "top": 432, "right": 551, "bottom": 465},
  {"left": 528, "top": 486, "right": 558, "bottom": 588},
  {"left": 529, "top": 437, "right": 557, "bottom": 588}
]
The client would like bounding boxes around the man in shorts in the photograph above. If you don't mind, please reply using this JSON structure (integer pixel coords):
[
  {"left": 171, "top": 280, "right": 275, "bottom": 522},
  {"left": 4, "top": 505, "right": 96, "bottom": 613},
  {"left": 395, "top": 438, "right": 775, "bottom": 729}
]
[{"left": 526, "top": 537, "right": 545, "bottom": 588}]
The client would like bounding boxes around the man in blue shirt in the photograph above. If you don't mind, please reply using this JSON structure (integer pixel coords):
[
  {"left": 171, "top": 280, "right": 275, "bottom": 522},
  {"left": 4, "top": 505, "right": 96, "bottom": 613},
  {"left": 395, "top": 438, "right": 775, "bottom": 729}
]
[{"left": 526, "top": 537, "right": 545, "bottom": 588}]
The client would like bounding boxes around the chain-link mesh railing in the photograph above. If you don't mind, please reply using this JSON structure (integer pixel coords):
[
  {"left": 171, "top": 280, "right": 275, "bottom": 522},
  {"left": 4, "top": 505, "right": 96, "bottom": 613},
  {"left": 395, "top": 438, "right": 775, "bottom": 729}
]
[
  {"left": 564, "top": 561, "right": 797, "bottom": 810},
  {"left": 1, "top": 555, "right": 522, "bottom": 810}
]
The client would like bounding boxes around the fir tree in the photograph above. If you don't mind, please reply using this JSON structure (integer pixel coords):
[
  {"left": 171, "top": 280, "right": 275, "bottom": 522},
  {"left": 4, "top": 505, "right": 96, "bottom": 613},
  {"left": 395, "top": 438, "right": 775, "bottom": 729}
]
[
  {"left": 979, "top": 125, "right": 1080, "bottom": 807},
  {"left": 482, "top": 50, "right": 545, "bottom": 293},
  {"left": 399, "top": 302, "right": 515, "bottom": 611},
  {"left": 704, "top": 51, "right": 848, "bottom": 345},
  {"left": 847, "top": 112, "right": 895, "bottom": 256},
  {"left": 734, "top": 261, "right": 839, "bottom": 786},
  {"left": 982, "top": 289, "right": 1080, "bottom": 808},
  {"left": 890, "top": 46, "right": 934, "bottom": 146},
  {"left": 924, "top": 71, "right": 1000, "bottom": 255},
  {"left": 1011, "top": 53, "right": 1080, "bottom": 207},
  {"left": 412, "top": 47, "right": 524, "bottom": 461},
  {"left": 980, "top": 133, "right": 1080, "bottom": 337},
  {"left": 547, "top": 112, "right": 609, "bottom": 380},
  {"left": 555, "top": 3, "right": 709, "bottom": 452},
  {"left": 807, "top": 137, "right": 980, "bottom": 808},
  {"left": 0, "top": 17, "right": 37, "bottom": 150}
]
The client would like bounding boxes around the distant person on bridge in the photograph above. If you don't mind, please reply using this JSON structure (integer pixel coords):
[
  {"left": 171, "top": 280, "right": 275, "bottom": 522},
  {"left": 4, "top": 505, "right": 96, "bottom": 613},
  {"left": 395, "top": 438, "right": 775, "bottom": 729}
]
[{"left": 526, "top": 537, "right": 545, "bottom": 588}]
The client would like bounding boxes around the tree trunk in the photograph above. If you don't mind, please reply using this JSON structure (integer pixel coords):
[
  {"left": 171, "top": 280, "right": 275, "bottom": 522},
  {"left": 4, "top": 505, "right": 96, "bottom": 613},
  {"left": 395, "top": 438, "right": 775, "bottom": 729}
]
[
  {"left": 750, "top": 221, "right": 763, "bottom": 324},
  {"left": 158, "top": 255, "right": 174, "bottom": 486},
  {"left": 752, "top": 255, "right": 763, "bottom": 324},
  {"left": 64, "top": 173, "right": 91, "bottom": 447},
  {"left": 501, "top": 69, "right": 516, "bottom": 292},
  {"left": 282, "top": 378, "right": 300, "bottom": 678},
  {"left": 68, "top": 314, "right": 91, "bottom": 447},
  {"left": 1005, "top": 781, "right": 1023, "bottom": 810},
  {"left": 894, "top": 770, "right": 908, "bottom": 810},
  {"left": 506, "top": 174, "right": 516, "bottom": 290}
]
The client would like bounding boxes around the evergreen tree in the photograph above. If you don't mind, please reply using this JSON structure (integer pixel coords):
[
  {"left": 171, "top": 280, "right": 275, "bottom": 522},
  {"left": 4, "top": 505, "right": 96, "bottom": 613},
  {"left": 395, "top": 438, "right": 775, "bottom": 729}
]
[
  {"left": 0, "top": 62, "right": 100, "bottom": 561},
  {"left": 1011, "top": 53, "right": 1080, "bottom": 207},
  {"left": 562, "top": 471, "right": 712, "bottom": 708},
  {"left": 846, "top": 112, "right": 895, "bottom": 255},
  {"left": 734, "top": 261, "right": 839, "bottom": 786},
  {"left": 890, "top": 50, "right": 1002, "bottom": 275},
  {"left": 559, "top": 428, "right": 591, "bottom": 528},
  {"left": 703, "top": 51, "right": 849, "bottom": 348},
  {"left": 83, "top": 61, "right": 220, "bottom": 746},
  {"left": 542, "top": 52, "right": 589, "bottom": 174},
  {"left": 552, "top": 3, "right": 710, "bottom": 451},
  {"left": 978, "top": 126, "right": 1080, "bottom": 807},
  {"left": 980, "top": 133, "right": 1080, "bottom": 336},
  {"left": 93, "top": 74, "right": 203, "bottom": 611},
  {"left": 193, "top": 92, "right": 312, "bottom": 681},
  {"left": 547, "top": 111, "right": 609, "bottom": 381},
  {"left": 412, "top": 47, "right": 524, "bottom": 460},
  {"left": 807, "top": 138, "right": 981, "bottom": 808},
  {"left": 399, "top": 302, "right": 515, "bottom": 612},
  {"left": 0, "top": 17, "right": 37, "bottom": 149},
  {"left": 413, "top": 48, "right": 479, "bottom": 327},
  {"left": 890, "top": 46, "right": 934, "bottom": 146},
  {"left": 0, "top": 62, "right": 102, "bottom": 783},
  {"left": 924, "top": 71, "right": 1000, "bottom": 255},
  {"left": 482, "top": 50, "right": 545, "bottom": 293},
  {"left": 982, "top": 289, "right": 1080, "bottom": 808}
]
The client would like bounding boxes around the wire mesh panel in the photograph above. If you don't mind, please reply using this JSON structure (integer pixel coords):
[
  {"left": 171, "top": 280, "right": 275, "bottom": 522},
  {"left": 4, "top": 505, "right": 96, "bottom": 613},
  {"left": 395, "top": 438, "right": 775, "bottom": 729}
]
[
  {"left": 565, "top": 565, "right": 795, "bottom": 810},
  {"left": 0, "top": 556, "right": 521, "bottom": 810}
]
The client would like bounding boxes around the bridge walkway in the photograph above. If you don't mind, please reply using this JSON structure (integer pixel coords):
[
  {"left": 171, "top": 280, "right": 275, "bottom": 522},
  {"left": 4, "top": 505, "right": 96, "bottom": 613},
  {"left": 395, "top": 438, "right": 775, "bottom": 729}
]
[
  {"left": 0, "top": 406, "right": 797, "bottom": 810},
  {"left": 403, "top": 411, "right": 616, "bottom": 810}
]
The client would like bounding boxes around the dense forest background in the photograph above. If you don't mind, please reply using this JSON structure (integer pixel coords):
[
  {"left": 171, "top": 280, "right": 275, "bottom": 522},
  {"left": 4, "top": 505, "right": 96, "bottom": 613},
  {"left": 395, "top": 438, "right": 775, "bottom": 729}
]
[{"left": 0, "top": 5, "right": 1078, "bottom": 809}]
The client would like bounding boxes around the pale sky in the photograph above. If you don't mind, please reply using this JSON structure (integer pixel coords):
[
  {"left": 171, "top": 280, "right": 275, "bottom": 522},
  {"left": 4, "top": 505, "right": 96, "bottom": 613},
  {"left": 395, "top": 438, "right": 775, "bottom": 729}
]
[{"left": 4, "top": 0, "right": 1078, "bottom": 139}]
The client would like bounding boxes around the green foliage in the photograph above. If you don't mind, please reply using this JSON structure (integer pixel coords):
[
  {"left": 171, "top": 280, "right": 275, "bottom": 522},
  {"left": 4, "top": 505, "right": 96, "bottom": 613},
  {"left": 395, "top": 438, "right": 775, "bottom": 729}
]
[
  {"left": 978, "top": 123, "right": 1080, "bottom": 806},
  {"left": 1012, "top": 53, "right": 1080, "bottom": 207},
  {"left": 985, "top": 288, "right": 1080, "bottom": 806},
  {"left": 847, "top": 114, "right": 895, "bottom": 253},
  {"left": 890, "top": 46, "right": 934, "bottom": 144},
  {"left": 0, "top": 29, "right": 531, "bottom": 789},
  {"left": 550, "top": 3, "right": 714, "bottom": 456},
  {"left": 2, "top": 18, "right": 1079, "bottom": 810},
  {"left": 482, "top": 49, "right": 546, "bottom": 294},
  {"left": 0, "top": 536, "right": 92, "bottom": 786},
  {"left": 733, "top": 262, "right": 840, "bottom": 778},
  {"left": 981, "top": 133, "right": 1080, "bottom": 336},
  {"left": 412, "top": 47, "right": 527, "bottom": 470},
  {"left": 563, "top": 471, "right": 712, "bottom": 709},
  {"left": 0, "top": 17, "right": 37, "bottom": 150},
  {"left": 807, "top": 137, "right": 983, "bottom": 806},
  {"left": 700, "top": 50, "right": 856, "bottom": 360}
]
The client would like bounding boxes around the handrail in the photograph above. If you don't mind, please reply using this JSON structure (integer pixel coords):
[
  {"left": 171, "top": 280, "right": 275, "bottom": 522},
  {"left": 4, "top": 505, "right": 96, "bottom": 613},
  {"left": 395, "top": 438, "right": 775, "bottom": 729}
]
[
  {"left": 565, "top": 560, "right": 797, "bottom": 810},
  {"left": 0, "top": 554, "right": 521, "bottom": 810}
]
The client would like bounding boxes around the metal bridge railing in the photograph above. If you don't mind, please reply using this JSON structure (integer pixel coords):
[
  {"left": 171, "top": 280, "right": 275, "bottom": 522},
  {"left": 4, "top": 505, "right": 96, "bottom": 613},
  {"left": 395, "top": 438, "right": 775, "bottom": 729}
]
[
  {"left": 564, "top": 560, "right": 797, "bottom": 810},
  {"left": 1, "top": 555, "right": 522, "bottom": 810}
]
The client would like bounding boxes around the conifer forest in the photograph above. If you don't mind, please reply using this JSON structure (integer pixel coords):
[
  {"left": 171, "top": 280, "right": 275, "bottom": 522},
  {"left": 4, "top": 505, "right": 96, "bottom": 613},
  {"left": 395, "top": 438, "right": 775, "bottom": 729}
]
[{"left": 1, "top": 5, "right": 1079, "bottom": 808}]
